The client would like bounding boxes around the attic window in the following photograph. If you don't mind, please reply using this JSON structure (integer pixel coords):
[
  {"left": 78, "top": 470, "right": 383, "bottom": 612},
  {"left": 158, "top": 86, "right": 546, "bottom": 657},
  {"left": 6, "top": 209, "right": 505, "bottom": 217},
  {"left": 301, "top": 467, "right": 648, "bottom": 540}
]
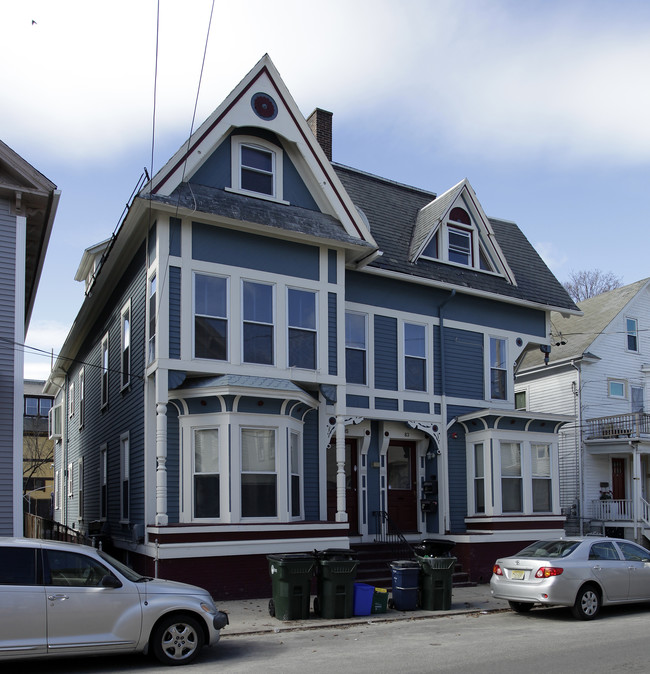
[
  {"left": 448, "top": 227, "right": 472, "bottom": 265},
  {"left": 241, "top": 144, "right": 274, "bottom": 196},
  {"left": 230, "top": 135, "right": 286, "bottom": 202},
  {"left": 449, "top": 207, "right": 471, "bottom": 225}
]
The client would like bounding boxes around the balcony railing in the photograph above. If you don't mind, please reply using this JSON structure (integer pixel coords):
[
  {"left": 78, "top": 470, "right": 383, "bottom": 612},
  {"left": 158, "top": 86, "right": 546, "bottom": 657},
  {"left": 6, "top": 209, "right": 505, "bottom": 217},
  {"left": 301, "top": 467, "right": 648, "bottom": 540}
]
[
  {"left": 591, "top": 499, "right": 633, "bottom": 521},
  {"left": 585, "top": 412, "right": 650, "bottom": 440}
]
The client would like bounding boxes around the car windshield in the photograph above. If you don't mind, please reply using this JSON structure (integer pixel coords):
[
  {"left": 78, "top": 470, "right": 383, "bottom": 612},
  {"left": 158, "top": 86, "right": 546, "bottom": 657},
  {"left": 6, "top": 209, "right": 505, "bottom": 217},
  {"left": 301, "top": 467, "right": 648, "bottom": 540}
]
[
  {"left": 515, "top": 540, "right": 581, "bottom": 558},
  {"left": 98, "top": 549, "right": 150, "bottom": 582}
]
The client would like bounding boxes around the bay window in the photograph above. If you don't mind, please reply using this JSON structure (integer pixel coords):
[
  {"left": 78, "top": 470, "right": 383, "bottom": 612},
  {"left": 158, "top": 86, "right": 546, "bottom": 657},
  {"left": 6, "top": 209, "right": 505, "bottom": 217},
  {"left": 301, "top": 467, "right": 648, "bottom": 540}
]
[
  {"left": 193, "top": 429, "right": 220, "bottom": 519},
  {"left": 501, "top": 442, "right": 522, "bottom": 512},
  {"left": 474, "top": 444, "right": 485, "bottom": 513},
  {"left": 241, "top": 428, "right": 277, "bottom": 518},
  {"left": 531, "top": 443, "right": 551, "bottom": 512}
]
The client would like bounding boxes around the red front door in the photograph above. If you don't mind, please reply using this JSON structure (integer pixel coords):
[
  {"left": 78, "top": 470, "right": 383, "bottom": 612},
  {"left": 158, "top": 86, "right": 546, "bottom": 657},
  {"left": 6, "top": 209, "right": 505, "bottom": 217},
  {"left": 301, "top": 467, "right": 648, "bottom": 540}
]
[
  {"left": 387, "top": 442, "right": 418, "bottom": 532},
  {"left": 326, "top": 439, "right": 359, "bottom": 535}
]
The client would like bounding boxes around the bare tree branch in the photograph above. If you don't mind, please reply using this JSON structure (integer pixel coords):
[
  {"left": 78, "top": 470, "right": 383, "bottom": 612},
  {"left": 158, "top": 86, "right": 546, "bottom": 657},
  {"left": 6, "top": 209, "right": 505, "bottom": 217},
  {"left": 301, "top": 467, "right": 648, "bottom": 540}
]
[{"left": 562, "top": 269, "right": 622, "bottom": 303}]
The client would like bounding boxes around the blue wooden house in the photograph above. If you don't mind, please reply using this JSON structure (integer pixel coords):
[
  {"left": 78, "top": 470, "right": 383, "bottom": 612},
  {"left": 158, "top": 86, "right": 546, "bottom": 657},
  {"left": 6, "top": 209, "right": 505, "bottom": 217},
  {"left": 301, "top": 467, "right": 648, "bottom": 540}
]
[{"left": 47, "top": 56, "right": 578, "bottom": 596}]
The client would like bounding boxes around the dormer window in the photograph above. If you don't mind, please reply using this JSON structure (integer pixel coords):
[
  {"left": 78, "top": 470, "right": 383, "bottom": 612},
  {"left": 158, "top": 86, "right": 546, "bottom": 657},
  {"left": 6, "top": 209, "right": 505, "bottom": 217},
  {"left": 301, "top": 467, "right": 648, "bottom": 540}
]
[
  {"left": 241, "top": 144, "right": 274, "bottom": 196},
  {"left": 230, "top": 135, "right": 286, "bottom": 202},
  {"left": 448, "top": 227, "right": 471, "bottom": 265}
]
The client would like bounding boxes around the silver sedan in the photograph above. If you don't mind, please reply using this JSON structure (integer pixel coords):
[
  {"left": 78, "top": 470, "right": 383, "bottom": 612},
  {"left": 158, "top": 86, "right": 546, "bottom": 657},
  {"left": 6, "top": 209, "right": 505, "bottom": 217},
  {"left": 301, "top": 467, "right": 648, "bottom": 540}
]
[{"left": 490, "top": 536, "right": 650, "bottom": 620}]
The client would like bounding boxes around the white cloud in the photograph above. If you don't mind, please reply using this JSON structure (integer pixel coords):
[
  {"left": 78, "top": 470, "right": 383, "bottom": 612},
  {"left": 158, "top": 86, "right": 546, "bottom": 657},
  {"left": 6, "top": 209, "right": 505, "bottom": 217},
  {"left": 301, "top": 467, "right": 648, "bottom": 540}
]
[
  {"left": 4, "top": 1, "right": 650, "bottom": 168},
  {"left": 24, "top": 319, "right": 72, "bottom": 382}
]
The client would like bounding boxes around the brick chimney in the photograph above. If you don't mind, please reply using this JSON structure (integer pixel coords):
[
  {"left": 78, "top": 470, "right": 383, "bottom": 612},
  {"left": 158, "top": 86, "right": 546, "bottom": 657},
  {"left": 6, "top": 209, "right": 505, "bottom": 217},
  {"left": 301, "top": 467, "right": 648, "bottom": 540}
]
[{"left": 307, "top": 108, "right": 333, "bottom": 161}]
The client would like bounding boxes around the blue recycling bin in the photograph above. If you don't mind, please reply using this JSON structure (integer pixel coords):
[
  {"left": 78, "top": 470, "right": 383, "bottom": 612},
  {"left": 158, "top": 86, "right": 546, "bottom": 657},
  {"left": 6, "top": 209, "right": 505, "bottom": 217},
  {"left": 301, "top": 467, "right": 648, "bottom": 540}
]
[{"left": 390, "top": 560, "right": 420, "bottom": 611}]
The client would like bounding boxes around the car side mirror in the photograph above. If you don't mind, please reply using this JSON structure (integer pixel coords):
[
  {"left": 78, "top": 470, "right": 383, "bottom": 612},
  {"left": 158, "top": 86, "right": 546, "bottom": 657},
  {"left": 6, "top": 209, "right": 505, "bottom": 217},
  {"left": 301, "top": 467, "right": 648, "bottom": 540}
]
[{"left": 101, "top": 575, "right": 122, "bottom": 588}]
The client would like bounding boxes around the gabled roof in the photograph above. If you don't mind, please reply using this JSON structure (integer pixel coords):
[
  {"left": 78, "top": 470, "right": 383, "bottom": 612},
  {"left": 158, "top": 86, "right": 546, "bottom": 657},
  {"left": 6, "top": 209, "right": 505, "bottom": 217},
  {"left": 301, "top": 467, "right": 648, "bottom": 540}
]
[
  {"left": 0, "top": 140, "right": 59, "bottom": 329},
  {"left": 335, "top": 165, "right": 579, "bottom": 313},
  {"left": 518, "top": 278, "right": 650, "bottom": 370},
  {"left": 147, "top": 54, "right": 376, "bottom": 251}
]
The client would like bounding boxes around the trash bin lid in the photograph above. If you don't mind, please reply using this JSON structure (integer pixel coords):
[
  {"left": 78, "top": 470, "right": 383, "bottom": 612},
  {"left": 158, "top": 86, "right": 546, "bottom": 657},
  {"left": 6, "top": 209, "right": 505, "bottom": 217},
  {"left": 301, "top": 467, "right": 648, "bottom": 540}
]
[
  {"left": 414, "top": 538, "right": 455, "bottom": 556},
  {"left": 267, "top": 553, "right": 316, "bottom": 563},
  {"left": 390, "top": 560, "right": 420, "bottom": 569},
  {"left": 314, "top": 548, "right": 357, "bottom": 560}
]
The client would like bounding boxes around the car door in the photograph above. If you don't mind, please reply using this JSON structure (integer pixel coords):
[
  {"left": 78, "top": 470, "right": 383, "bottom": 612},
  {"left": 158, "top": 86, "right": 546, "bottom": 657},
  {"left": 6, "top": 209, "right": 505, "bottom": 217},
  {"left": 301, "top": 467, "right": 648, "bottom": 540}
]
[
  {"left": 588, "top": 541, "right": 629, "bottom": 601},
  {"left": 0, "top": 545, "right": 47, "bottom": 659},
  {"left": 616, "top": 541, "right": 650, "bottom": 600},
  {"left": 44, "top": 548, "right": 143, "bottom": 655}
]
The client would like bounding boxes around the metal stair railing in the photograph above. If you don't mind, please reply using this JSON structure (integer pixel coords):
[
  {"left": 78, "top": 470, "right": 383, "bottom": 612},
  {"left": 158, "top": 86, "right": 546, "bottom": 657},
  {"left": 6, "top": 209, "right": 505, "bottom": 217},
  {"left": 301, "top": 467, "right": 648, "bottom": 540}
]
[{"left": 372, "top": 510, "right": 416, "bottom": 559}]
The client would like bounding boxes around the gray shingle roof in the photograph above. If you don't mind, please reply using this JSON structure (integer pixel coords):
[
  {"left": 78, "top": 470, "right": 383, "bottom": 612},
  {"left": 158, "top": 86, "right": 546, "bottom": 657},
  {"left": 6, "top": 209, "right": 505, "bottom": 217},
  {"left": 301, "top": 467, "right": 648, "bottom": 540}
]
[
  {"left": 519, "top": 278, "right": 650, "bottom": 369},
  {"left": 333, "top": 164, "right": 578, "bottom": 312}
]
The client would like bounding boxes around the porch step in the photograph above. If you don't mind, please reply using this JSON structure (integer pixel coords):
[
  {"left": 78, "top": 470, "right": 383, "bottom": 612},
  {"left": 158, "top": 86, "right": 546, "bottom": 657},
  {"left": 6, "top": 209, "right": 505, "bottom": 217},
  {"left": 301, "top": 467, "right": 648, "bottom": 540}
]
[{"left": 350, "top": 543, "right": 476, "bottom": 589}]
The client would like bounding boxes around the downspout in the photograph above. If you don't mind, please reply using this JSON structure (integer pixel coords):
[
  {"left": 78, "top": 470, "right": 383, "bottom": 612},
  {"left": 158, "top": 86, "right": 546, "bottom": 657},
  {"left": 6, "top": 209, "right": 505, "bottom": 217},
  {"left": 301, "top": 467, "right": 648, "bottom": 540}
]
[
  {"left": 439, "top": 290, "right": 456, "bottom": 534},
  {"left": 570, "top": 360, "right": 583, "bottom": 535},
  {"left": 629, "top": 440, "right": 640, "bottom": 540}
]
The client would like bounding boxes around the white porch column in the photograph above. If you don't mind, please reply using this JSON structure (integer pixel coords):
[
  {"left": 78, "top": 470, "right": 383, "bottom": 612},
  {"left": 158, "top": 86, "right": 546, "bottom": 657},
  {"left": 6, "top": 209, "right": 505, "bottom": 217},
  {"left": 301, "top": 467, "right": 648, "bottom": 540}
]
[
  {"left": 335, "top": 413, "right": 348, "bottom": 523},
  {"left": 632, "top": 442, "right": 641, "bottom": 539},
  {"left": 155, "top": 402, "right": 168, "bottom": 526}
]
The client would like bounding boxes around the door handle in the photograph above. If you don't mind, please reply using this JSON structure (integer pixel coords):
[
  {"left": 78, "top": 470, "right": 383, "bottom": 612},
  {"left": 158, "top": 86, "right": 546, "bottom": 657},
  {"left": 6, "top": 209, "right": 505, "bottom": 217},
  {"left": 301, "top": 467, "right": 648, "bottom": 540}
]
[{"left": 48, "top": 594, "right": 69, "bottom": 601}]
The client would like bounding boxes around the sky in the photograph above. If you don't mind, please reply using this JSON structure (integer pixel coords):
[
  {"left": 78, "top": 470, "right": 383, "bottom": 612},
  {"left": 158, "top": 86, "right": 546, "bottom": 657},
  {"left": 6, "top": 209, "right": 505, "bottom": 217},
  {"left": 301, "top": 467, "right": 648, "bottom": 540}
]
[{"left": 3, "top": 0, "right": 650, "bottom": 380}]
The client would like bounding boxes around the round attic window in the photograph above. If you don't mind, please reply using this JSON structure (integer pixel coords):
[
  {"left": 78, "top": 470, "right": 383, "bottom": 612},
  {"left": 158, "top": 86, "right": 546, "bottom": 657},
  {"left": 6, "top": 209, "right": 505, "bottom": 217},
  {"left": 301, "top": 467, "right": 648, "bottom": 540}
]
[{"left": 251, "top": 93, "right": 278, "bottom": 120}]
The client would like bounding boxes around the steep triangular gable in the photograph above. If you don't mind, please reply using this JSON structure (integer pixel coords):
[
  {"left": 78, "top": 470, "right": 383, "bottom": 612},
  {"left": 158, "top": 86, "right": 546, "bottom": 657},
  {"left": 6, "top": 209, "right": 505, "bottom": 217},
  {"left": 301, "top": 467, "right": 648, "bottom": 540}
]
[
  {"left": 409, "top": 178, "right": 516, "bottom": 284},
  {"left": 148, "top": 54, "right": 376, "bottom": 247}
]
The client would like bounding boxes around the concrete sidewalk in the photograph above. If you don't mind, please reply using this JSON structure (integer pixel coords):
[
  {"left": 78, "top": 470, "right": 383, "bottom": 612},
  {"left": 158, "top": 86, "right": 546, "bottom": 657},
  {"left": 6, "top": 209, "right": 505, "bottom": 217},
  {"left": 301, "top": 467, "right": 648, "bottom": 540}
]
[{"left": 217, "top": 584, "right": 510, "bottom": 636}]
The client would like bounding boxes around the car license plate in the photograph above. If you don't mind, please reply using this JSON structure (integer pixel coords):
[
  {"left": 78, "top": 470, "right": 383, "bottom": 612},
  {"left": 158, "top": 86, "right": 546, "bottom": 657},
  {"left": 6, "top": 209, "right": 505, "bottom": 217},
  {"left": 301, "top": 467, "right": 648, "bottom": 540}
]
[{"left": 511, "top": 569, "right": 525, "bottom": 580}]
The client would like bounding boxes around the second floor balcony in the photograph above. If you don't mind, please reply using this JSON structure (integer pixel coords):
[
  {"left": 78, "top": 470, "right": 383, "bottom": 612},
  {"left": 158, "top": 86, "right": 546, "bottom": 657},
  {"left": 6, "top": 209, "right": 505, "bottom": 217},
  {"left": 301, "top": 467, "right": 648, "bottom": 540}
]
[{"left": 585, "top": 412, "right": 650, "bottom": 441}]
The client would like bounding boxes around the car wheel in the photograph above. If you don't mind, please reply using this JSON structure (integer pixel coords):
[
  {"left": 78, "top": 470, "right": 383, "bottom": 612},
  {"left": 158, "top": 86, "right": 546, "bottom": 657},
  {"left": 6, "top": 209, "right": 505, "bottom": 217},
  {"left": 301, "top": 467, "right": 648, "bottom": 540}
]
[
  {"left": 151, "top": 614, "right": 205, "bottom": 665},
  {"left": 571, "top": 585, "right": 601, "bottom": 620},
  {"left": 508, "top": 601, "right": 534, "bottom": 613}
]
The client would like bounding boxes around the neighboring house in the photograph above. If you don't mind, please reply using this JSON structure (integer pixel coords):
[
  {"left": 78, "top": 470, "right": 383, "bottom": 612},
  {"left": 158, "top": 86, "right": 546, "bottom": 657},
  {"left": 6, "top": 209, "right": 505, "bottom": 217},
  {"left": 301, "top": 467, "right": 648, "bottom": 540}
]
[
  {"left": 23, "top": 379, "right": 54, "bottom": 519},
  {"left": 516, "top": 278, "right": 650, "bottom": 542},
  {"left": 0, "top": 141, "right": 59, "bottom": 537},
  {"left": 46, "top": 56, "right": 578, "bottom": 597}
]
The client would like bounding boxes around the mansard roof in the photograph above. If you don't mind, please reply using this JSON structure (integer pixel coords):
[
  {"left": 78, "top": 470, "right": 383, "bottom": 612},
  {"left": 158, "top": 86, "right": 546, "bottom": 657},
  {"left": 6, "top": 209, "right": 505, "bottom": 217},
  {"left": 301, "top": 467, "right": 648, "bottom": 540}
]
[{"left": 334, "top": 164, "right": 578, "bottom": 313}]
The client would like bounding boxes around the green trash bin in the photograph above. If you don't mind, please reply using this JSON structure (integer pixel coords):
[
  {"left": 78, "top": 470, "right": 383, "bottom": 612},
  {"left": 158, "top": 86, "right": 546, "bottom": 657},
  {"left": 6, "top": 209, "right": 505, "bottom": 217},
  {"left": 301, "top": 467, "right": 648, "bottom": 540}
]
[
  {"left": 314, "top": 549, "right": 359, "bottom": 619},
  {"left": 267, "top": 553, "right": 316, "bottom": 621},
  {"left": 417, "top": 555, "right": 455, "bottom": 610}
]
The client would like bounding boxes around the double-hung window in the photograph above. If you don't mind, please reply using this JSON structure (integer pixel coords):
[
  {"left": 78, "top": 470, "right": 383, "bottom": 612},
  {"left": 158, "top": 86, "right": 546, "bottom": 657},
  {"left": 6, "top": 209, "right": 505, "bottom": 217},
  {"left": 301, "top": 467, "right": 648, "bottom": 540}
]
[
  {"left": 288, "top": 288, "right": 316, "bottom": 369},
  {"left": 241, "top": 144, "right": 274, "bottom": 196},
  {"left": 68, "top": 382, "right": 75, "bottom": 418},
  {"left": 121, "top": 303, "right": 131, "bottom": 388},
  {"left": 195, "top": 273, "right": 228, "bottom": 360},
  {"left": 78, "top": 457, "right": 84, "bottom": 520},
  {"left": 404, "top": 322, "right": 426, "bottom": 391},
  {"left": 501, "top": 442, "right": 522, "bottom": 512},
  {"left": 193, "top": 429, "right": 220, "bottom": 519},
  {"left": 531, "top": 443, "right": 551, "bottom": 512},
  {"left": 148, "top": 275, "right": 157, "bottom": 364},
  {"left": 100, "top": 333, "right": 109, "bottom": 408},
  {"left": 241, "top": 428, "right": 276, "bottom": 518},
  {"left": 345, "top": 312, "right": 367, "bottom": 385},
  {"left": 490, "top": 337, "right": 507, "bottom": 400},
  {"left": 448, "top": 227, "right": 472, "bottom": 265},
  {"left": 78, "top": 368, "right": 85, "bottom": 428},
  {"left": 99, "top": 444, "right": 107, "bottom": 520},
  {"left": 474, "top": 444, "right": 485, "bottom": 513},
  {"left": 243, "top": 281, "right": 274, "bottom": 365},
  {"left": 626, "top": 318, "right": 639, "bottom": 352},
  {"left": 290, "top": 431, "right": 301, "bottom": 517},
  {"left": 120, "top": 433, "right": 130, "bottom": 522}
]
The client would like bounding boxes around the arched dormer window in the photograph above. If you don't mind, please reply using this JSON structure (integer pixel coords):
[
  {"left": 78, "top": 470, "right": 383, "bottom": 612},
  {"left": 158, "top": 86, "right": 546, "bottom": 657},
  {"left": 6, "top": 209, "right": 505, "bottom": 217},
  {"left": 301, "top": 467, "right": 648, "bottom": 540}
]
[{"left": 229, "top": 135, "right": 286, "bottom": 203}]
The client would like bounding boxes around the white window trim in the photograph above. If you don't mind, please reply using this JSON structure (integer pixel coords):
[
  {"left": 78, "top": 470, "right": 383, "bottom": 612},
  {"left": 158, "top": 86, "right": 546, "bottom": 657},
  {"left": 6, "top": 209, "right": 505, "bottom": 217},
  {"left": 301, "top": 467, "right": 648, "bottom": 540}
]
[
  {"left": 241, "top": 279, "right": 275, "bottom": 366},
  {"left": 345, "top": 310, "right": 368, "bottom": 387},
  {"left": 48, "top": 403, "right": 63, "bottom": 440},
  {"left": 100, "top": 332, "right": 109, "bottom": 409},
  {"left": 67, "top": 462, "right": 74, "bottom": 498},
  {"left": 466, "top": 431, "right": 559, "bottom": 517},
  {"left": 625, "top": 317, "right": 639, "bottom": 353},
  {"left": 287, "top": 287, "right": 318, "bottom": 371},
  {"left": 179, "top": 413, "right": 303, "bottom": 524},
  {"left": 54, "top": 469, "right": 61, "bottom": 511},
  {"left": 227, "top": 135, "right": 288, "bottom": 204},
  {"left": 120, "top": 432, "right": 130, "bottom": 524},
  {"left": 78, "top": 457, "right": 84, "bottom": 521},
  {"left": 402, "top": 320, "right": 428, "bottom": 392},
  {"left": 193, "top": 271, "right": 229, "bottom": 361},
  {"left": 78, "top": 368, "right": 85, "bottom": 429},
  {"left": 148, "top": 274, "right": 157, "bottom": 364},
  {"left": 191, "top": 427, "right": 221, "bottom": 521},
  {"left": 68, "top": 381, "right": 75, "bottom": 418},
  {"left": 488, "top": 335, "right": 508, "bottom": 402},
  {"left": 289, "top": 430, "right": 303, "bottom": 519},
  {"left": 99, "top": 443, "right": 108, "bottom": 521},
  {"left": 120, "top": 300, "right": 131, "bottom": 389}
]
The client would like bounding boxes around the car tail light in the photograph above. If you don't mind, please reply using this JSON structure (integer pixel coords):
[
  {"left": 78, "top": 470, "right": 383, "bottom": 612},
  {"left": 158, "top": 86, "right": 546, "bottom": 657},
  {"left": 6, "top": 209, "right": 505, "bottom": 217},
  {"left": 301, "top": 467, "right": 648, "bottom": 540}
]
[
  {"left": 535, "top": 566, "right": 563, "bottom": 578},
  {"left": 493, "top": 564, "right": 503, "bottom": 576}
]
